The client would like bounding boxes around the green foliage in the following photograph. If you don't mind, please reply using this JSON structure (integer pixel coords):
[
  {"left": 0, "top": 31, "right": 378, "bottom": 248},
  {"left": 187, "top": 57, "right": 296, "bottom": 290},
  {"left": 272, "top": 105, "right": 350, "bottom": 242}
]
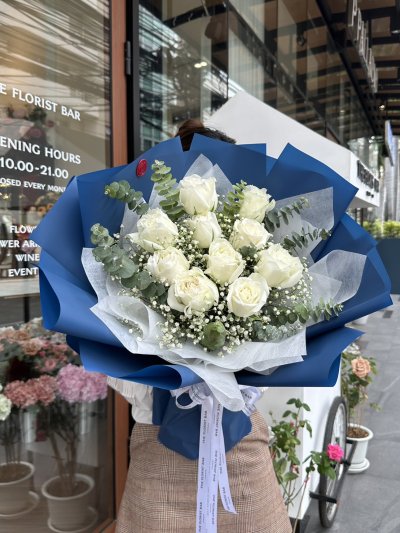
[
  {"left": 261, "top": 299, "right": 342, "bottom": 330},
  {"left": 104, "top": 180, "right": 149, "bottom": 215},
  {"left": 305, "top": 451, "right": 337, "bottom": 480},
  {"left": 264, "top": 197, "right": 309, "bottom": 232},
  {"left": 200, "top": 321, "right": 227, "bottom": 351},
  {"left": 363, "top": 219, "right": 400, "bottom": 239},
  {"left": 151, "top": 160, "right": 185, "bottom": 220},
  {"left": 90, "top": 224, "right": 167, "bottom": 304},
  {"left": 362, "top": 220, "right": 383, "bottom": 239},
  {"left": 382, "top": 220, "right": 400, "bottom": 238},
  {"left": 90, "top": 223, "right": 115, "bottom": 247},
  {"left": 341, "top": 346, "right": 379, "bottom": 426},
  {"left": 282, "top": 227, "right": 330, "bottom": 252},
  {"left": 270, "top": 398, "right": 337, "bottom": 512},
  {"left": 222, "top": 181, "right": 247, "bottom": 218}
]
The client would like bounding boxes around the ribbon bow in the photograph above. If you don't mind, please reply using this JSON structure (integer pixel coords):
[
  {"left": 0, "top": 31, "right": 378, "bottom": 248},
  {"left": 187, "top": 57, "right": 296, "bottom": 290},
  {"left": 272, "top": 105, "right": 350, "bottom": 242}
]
[{"left": 172, "top": 383, "right": 262, "bottom": 533}]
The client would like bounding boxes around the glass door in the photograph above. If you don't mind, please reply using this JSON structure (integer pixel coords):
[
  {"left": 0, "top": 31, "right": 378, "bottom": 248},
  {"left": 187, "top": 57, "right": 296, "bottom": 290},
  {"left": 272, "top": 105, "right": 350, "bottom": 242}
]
[{"left": 0, "top": 1, "right": 115, "bottom": 530}]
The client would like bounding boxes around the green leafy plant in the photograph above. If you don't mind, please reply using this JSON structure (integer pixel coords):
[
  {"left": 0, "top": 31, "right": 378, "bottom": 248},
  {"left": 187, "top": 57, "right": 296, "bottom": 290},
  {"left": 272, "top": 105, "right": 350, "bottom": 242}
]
[
  {"left": 341, "top": 343, "right": 379, "bottom": 438},
  {"left": 222, "top": 180, "right": 247, "bottom": 218},
  {"left": 150, "top": 160, "right": 185, "bottom": 220},
  {"left": 264, "top": 197, "right": 309, "bottom": 232},
  {"left": 270, "top": 398, "right": 340, "bottom": 532},
  {"left": 90, "top": 223, "right": 167, "bottom": 304},
  {"left": 282, "top": 227, "right": 330, "bottom": 252},
  {"left": 363, "top": 219, "right": 400, "bottom": 239},
  {"left": 259, "top": 298, "right": 342, "bottom": 331},
  {"left": 104, "top": 180, "right": 149, "bottom": 215},
  {"left": 383, "top": 220, "right": 400, "bottom": 238}
]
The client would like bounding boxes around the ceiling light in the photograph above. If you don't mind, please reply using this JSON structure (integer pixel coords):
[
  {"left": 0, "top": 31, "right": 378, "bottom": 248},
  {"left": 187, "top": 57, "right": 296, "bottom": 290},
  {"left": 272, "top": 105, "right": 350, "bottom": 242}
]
[
  {"left": 194, "top": 63, "right": 202, "bottom": 68},
  {"left": 194, "top": 61, "right": 207, "bottom": 69},
  {"left": 390, "top": 13, "right": 400, "bottom": 34},
  {"left": 379, "top": 103, "right": 386, "bottom": 110}
]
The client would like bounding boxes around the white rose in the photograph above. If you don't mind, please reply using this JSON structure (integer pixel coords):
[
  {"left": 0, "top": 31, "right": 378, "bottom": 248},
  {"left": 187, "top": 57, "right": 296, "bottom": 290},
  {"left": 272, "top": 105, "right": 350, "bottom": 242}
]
[
  {"left": 126, "top": 208, "right": 178, "bottom": 252},
  {"left": 205, "top": 238, "right": 245, "bottom": 285},
  {"left": 186, "top": 212, "right": 222, "bottom": 248},
  {"left": 147, "top": 247, "right": 190, "bottom": 284},
  {"left": 227, "top": 273, "right": 270, "bottom": 318},
  {"left": 239, "top": 185, "right": 276, "bottom": 222},
  {"left": 230, "top": 218, "right": 271, "bottom": 251},
  {"left": 255, "top": 244, "right": 304, "bottom": 288},
  {"left": 179, "top": 174, "right": 218, "bottom": 215},
  {"left": 0, "top": 394, "right": 12, "bottom": 421},
  {"left": 168, "top": 268, "right": 219, "bottom": 315}
]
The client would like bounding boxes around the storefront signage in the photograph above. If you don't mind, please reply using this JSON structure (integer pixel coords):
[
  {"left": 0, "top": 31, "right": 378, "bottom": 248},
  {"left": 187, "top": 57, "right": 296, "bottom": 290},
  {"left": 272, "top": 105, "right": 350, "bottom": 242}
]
[
  {"left": 357, "top": 159, "right": 378, "bottom": 191},
  {"left": 347, "top": 0, "right": 378, "bottom": 93},
  {"left": 0, "top": 81, "right": 85, "bottom": 294}
]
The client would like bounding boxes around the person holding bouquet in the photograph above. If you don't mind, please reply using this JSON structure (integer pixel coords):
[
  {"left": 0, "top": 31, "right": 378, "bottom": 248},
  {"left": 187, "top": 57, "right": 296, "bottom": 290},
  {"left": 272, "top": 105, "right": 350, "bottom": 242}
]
[{"left": 114, "top": 119, "right": 292, "bottom": 533}]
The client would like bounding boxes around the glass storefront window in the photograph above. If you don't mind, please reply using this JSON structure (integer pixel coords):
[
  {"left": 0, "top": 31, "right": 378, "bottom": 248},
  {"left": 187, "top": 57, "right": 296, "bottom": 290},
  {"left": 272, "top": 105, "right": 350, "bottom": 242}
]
[
  {"left": 139, "top": 1, "right": 229, "bottom": 151},
  {"left": 0, "top": 1, "right": 113, "bottom": 530},
  {"left": 138, "top": 0, "right": 375, "bottom": 150}
]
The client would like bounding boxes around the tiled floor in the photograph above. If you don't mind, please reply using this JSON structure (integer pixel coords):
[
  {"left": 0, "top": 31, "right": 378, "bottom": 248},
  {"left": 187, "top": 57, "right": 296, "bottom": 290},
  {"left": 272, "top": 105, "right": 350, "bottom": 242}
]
[{"left": 306, "top": 297, "right": 400, "bottom": 533}]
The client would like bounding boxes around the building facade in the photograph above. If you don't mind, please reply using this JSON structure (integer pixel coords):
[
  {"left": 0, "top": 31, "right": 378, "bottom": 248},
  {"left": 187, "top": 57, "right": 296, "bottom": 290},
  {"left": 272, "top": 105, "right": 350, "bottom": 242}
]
[{"left": 0, "top": 1, "right": 399, "bottom": 531}]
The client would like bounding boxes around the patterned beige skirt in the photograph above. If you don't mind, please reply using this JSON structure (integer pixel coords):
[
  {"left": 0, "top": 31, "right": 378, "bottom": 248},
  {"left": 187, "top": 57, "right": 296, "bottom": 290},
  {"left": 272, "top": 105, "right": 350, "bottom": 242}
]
[{"left": 116, "top": 410, "right": 292, "bottom": 533}]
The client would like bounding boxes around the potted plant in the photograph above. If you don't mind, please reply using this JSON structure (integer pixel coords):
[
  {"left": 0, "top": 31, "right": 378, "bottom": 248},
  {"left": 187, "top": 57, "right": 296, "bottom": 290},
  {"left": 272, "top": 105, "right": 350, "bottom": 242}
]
[
  {"left": 40, "top": 364, "right": 107, "bottom": 532},
  {"left": 0, "top": 377, "right": 57, "bottom": 517},
  {"left": 0, "top": 321, "right": 79, "bottom": 443},
  {"left": 341, "top": 343, "right": 378, "bottom": 473},
  {"left": 269, "top": 398, "right": 343, "bottom": 532},
  {"left": 0, "top": 384, "right": 36, "bottom": 517}
]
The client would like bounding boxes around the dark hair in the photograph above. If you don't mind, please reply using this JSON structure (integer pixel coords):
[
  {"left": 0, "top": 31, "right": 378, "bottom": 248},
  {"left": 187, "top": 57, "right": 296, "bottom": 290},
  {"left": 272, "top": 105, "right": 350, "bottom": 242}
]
[{"left": 175, "top": 118, "right": 236, "bottom": 151}]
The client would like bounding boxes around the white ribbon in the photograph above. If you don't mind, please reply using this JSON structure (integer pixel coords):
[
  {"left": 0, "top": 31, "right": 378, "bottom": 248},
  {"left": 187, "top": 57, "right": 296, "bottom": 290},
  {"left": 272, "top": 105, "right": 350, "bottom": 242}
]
[{"left": 172, "top": 383, "right": 262, "bottom": 533}]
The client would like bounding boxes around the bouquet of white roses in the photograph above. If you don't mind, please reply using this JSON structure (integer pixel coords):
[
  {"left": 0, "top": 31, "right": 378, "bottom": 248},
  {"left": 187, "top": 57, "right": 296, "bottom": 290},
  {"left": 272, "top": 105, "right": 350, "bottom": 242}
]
[{"left": 86, "top": 155, "right": 357, "bottom": 409}]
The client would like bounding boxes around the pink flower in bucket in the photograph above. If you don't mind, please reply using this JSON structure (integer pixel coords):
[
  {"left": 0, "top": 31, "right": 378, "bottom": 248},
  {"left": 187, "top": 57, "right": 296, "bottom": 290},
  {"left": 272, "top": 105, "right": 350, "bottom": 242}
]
[
  {"left": 326, "top": 443, "right": 344, "bottom": 462},
  {"left": 57, "top": 364, "right": 108, "bottom": 403},
  {"left": 4, "top": 375, "right": 57, "bottom": 408}
]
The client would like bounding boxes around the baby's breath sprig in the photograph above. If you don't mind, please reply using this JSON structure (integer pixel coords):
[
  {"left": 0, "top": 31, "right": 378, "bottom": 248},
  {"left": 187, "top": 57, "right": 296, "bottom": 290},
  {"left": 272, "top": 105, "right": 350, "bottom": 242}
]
[{"left": 216, "top": 211, "right": 240, "bottom": 240}]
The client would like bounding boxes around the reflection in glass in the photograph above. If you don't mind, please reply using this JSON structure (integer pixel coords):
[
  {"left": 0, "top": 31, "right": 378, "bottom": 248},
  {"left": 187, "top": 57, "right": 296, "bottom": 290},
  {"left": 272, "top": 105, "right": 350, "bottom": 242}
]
[
  {"left": 138, "top": 0, "right": 375, "bottom": 150},
  {"left": 0, "top": 0, "right": 111, "bottom": 297},
  {"left": 0, "top": 1, "right": 113, "bottom": 530}
]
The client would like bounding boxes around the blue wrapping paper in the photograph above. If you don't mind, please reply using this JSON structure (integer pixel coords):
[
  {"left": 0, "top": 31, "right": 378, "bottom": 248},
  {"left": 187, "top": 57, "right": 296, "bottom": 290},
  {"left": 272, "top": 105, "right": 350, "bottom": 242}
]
[{"left": 32, "top": 136, "right": 392, "bottom": 459}]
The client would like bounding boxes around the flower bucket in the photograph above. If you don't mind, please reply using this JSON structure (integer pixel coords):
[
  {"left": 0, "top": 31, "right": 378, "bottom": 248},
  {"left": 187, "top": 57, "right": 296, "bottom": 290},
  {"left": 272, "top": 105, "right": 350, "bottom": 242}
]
[
  {"left": 21, "top": 409, "right": 38, "bottom": 443},
  {"left": 0, "top": 461, "right": 35, "bottom": 515},
  {"left": 78, "top": 402, "right": 97, "bottom": 435},
  {"left": 41, "top": 473, "right": 96, "bottom": 532},
  {"left": 347, "top": 424, "right": 373, "bottom": 473}
]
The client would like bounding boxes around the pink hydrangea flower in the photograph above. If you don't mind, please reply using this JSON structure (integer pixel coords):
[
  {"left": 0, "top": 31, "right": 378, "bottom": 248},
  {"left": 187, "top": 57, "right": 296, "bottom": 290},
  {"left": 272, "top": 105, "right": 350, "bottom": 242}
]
[
  {"left": 4, "top": 376, "right": 58, "bottom": 408},
  {"left": 327, "top": 443, "right": 344, "bottom": 462},
  {"left": 33, "top": 375, "right": 58, "bottom": 405},
  {"left": 4, "top": 380, "right": 37, "bottom": 409},
  {"left": 57, "top": 364, "right": 107, "bottom": 403}
]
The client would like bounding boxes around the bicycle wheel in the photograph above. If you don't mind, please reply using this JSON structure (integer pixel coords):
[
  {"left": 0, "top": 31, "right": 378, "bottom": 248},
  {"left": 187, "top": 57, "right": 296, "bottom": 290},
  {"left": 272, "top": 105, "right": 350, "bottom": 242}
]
[{"left": 318, "top": 396, "right": 347, "bottom": 528}]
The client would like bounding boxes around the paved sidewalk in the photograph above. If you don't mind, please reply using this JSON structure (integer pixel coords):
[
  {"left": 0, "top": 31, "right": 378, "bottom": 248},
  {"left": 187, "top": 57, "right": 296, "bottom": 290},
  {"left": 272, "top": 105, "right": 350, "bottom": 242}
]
[{"left": 306, "top": 297, "right": 400, "bottom": 533}]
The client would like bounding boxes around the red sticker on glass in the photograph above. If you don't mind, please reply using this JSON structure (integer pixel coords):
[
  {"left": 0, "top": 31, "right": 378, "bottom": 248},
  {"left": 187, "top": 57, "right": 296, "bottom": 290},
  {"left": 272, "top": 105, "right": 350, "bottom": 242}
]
[{"left": 136, "top": 159, "right": 147, "bottom": 177}]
